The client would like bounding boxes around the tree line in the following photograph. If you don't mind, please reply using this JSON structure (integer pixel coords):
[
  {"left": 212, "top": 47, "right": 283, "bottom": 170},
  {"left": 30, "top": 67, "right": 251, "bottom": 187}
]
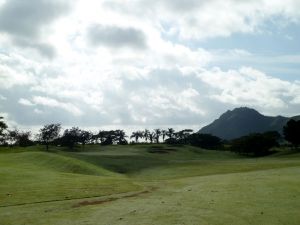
[
  {"left": 0, "top": 118, "right": 222, "bottom": 150},
  {"left": 0, "top": 116, "right": 299, "bottom": 156}
]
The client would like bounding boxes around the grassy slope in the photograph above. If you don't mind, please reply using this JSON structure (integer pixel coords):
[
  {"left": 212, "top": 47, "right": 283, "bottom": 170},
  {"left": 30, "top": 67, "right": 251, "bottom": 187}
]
[
  {"left": 1, "top": 144, "right": 300, "bottom": 225},
  {"left": 0, "top": 150, "right": 141, "bottom": 207}
]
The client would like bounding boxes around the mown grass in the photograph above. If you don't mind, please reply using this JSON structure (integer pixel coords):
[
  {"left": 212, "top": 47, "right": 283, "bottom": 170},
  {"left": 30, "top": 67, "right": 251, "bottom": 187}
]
[
  {"left": 0, "top": 150, "right": 141, "bottom": 207},
  {"left": 0, "top": 144, "right": 300, "bottom": 225}
]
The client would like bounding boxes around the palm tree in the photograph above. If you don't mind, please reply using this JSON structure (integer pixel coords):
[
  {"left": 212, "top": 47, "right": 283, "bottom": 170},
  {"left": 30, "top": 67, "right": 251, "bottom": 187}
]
[
  {"left": 154, "top": 129, "right": 161, "bottom": 144},
  {"left": 143, "top": 129, "right": 150, "bottom": 142},
  {"left": 114, "top": 130, "right": 127, "bottom": 144},
  {"left": 130, "top": 131, "right": 143, "bottom": 143},
  {"left": 161, "top": 130, "right": 167, "bottom": 142}
]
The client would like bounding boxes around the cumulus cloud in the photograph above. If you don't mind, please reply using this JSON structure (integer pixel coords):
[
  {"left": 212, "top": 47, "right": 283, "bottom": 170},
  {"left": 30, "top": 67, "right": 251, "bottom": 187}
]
[
  {"left": 19, "top": 98, "right": 35, "bottom": 106},
  {"left": 197, "top": 67, "right": 299, "bottom": 109},
  {"left": 18, "top": 96, "right": 83, "bottom": 117},
  {"left": 0, "top": 0, "right": 70, "bottom": 57},
  {"left": 104, "top": 0, "right": 300, "bottom": 40},
  {"left": 0, "top": 0, "right": 70, "bottom": 37},
  {"left": 0, "top": 0, "right": 299, "bottom": 129},
  {"left": 87, "top": 25, "right": 147, "bottom": 49}
]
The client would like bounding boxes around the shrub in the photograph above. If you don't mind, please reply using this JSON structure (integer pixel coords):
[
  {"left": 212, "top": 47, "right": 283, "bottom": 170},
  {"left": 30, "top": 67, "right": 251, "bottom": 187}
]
[
  {"left": 188, "top": 133, "right": 222, "bottom": 150},
  {"left": 230, "top": 132, "right": 279, "bottom": 156}
]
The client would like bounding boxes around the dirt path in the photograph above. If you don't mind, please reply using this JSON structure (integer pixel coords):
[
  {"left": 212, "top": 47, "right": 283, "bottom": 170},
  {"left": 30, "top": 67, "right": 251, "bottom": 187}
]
[{"left": 0, "top": 186, "right": 157, "bottom": 208}]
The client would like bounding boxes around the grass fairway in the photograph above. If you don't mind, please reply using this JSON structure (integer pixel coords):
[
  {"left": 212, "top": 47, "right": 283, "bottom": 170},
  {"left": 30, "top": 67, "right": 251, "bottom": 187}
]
[{"left": 1, "top": 145, "right": 300, "bottom": 225}]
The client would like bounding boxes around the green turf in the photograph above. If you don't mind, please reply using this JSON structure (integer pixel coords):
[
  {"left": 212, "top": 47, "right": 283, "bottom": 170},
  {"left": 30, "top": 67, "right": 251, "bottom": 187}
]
[{"left": 0, "top": 144, "right": 300, "bottom": 225}]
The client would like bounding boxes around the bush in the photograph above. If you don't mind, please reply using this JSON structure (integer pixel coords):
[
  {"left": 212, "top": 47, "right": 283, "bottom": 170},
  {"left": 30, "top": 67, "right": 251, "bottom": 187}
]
[
  {"left": 230, "top": 132, "right": 279, "bottom": 156},
  {"left": 188, "top": 133, "right": 222, "bottom": 150},
  {"left": 283, "top": 119, "right": 300, "bottom": 148}
]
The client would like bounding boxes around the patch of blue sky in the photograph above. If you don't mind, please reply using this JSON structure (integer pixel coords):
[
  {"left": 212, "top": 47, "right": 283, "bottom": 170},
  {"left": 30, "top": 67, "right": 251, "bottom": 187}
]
[{"left": 199, "top": 19, "right": 300, "bottom": 55}]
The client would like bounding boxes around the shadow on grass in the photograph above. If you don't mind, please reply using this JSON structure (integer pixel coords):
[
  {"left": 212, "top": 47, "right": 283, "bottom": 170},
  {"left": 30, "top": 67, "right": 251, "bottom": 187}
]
[{"left": 70, "top": 154, "right": 168, "bottom": 174}]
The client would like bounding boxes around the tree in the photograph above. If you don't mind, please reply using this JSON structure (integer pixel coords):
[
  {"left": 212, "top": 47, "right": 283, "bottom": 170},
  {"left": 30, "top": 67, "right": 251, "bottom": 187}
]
[
  {"left": 8, "top": 129, "right": 33, "bottom": 147},
  {"left": 166, "top": 128, "right": 175, "bottom": 139},
  {"left": 176, "top": 129, "right": 193, "bottom": 144},
  {"left": 154, "top": 129, "right": 161, "bottom": 144},
  {"left": 161, "top": 130, "right": 167, "bottom": 143},
  {"left": 101, "top": 130, "right": 115, "bottom": 145},
  {"left": 60, "top": 127, "right": 81, "bottom": 149},
  {"left": 283, "top": 119, "right": 300, "bottom": 148},
  {"left": 7, "top": 129, "right": 18, "bottom": 146},
  {"left": 188, "top": 133, "right": 222, "bottom": 149},
  {"left": 114, "top": 130, "right": 128, "bottom": 145},
  {"left": 0, "top": 116, "right": 8, "bottom": 145},
  {"left": 149, "top": 132, "right": 154, "bottom": 143},
  {"left": 143, "top": 129, "right": 150, "bottom": 142},
  {"left": 230, "top": 132, "right": 279, "bottom": 156},
  {"left": 97, "top": 130, "right": 107, "bottom": 144},
  {"left": 16, "top": 130, "right": 33, "bottom": 147},
  {"left": 130, "top": 131, "right": 143, "bottom": 143},
  {"left": 78, "top": 130, "right": 93, "bottom": 148},
  {"left": 38, "top": 124, "right": 61, "bottom": 151}
]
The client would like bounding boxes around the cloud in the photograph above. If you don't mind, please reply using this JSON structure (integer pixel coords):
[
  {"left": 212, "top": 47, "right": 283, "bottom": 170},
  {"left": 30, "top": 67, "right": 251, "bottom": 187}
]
[
  {"left": 33, "top": 96, "right": 83, "bottom": 117},
  {"left": 0, "top": 0, "right": 70, "bottom": 37},
  {"left": 0, "top": 94, "right": 6, "bottom": 101},
  {"left": 19, "top": 98, "right": 35, "bottom": 106},
  {"left": 0, "top": 0, "right": 299, "bottom": 129},
  {"left": 0, "top": 52, "right": 40, "bottom": 89},
  {"left": 197, "top": 67, "right": 300, "bottom": 109},
  {"left": 0, "top": 64, "right": 36, "bottom": 89},
  {"left": 87, "top": 25, "right": 147, "bottom": 49},
  {"left": 18, "top": 96, "right": 83, "bottom": 117},
  {"left": 13, "top": 38, "right": 56, "bottom": 59},
  {"left": 104, "top": 0, "right": 300, "bottom": 40},
  {"left": 0, "top": 0, "right": 70, "bottom": 57}
]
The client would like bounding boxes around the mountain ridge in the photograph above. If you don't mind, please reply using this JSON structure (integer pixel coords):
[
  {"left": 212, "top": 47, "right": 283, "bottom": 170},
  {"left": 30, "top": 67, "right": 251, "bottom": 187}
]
[{"left": 199, "top": 107, "right": 299, "bottom": 140}]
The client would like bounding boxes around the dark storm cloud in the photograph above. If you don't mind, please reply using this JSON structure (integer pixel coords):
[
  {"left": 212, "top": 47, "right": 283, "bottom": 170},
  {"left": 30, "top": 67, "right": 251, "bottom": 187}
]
[{"left": 87, "top": 25, "right": 147, "bottom": 49}]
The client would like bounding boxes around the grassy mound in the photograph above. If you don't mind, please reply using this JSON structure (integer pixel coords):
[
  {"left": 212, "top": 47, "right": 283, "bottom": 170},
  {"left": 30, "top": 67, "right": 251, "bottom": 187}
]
[{"left": 0, "top": 151, "right": 141, "bottom": 206}]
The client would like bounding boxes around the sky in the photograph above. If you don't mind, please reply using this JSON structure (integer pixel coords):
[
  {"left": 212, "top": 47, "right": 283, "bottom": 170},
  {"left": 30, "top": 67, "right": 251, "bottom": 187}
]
[{"left": 0, "top": 0, "right": 300, "bottom": 133}]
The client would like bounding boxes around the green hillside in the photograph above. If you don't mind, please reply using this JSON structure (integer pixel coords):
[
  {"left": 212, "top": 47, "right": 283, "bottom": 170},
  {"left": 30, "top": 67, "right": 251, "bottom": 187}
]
[{"left": 1, "top": 144, "right": 300, "bottom": 225}]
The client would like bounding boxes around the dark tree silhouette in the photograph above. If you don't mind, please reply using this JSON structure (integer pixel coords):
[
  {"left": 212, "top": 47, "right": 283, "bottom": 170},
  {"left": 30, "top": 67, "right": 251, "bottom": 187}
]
[
  {"left": 60, "top": 127, "right": 81, "bottom": 149},
  {"left": 101, "top": 130, "right": 115, "bottom": 145},
  {"left": 143, "top": 129, "right": 150, "bottom": 142},
  {"left": 230, "top": 132, "right": 279, "bottom": 156},
  {"left": 78, "top": 130, "right": 93, "bottom": 149},
  {"left": 38, "top": 124, "right": 61, "bottom": 151},
  {"left": 114, "top": 130, "right": 128, "bottom": 145},
  {"left": 189, "top": 133, "right": 221, "bottom": 150},
  {"left": 0, "top": 116, "right": 8, "bottom": 145},
  {"left": 131, "top": 131, "right": 143, "bottom": 143},
  {"left": 7, "top": 129, "right": 18, "bottom": 146},
  {"left": 283, "top": 119, "right": 300, "bottom": 148},
  {"left": 166, "top": 128, "right": 175, "bottom": 139},
  {"left": 97, "top": 130, "right": 107, "bottom": 144},
  {"left": 15, "top": 130, "right": 33, "bottom": 147},
  {"left": 154, "top": 129, "right": 161, "bottom": 144},
  {"left": 149, "top": 132, "right": 154, "bottom": 143},
  {"left": 173, "top": 129, "right": 194, "bottom": 144},
  {"left": 161, "top": 130, "right": 167, "bottom": 142}
]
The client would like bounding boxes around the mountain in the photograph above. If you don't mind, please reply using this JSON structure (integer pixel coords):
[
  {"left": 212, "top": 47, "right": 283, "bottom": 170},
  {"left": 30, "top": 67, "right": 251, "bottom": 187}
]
[{"left": 199, "top": 107, "right": 299, "bottom": 140}]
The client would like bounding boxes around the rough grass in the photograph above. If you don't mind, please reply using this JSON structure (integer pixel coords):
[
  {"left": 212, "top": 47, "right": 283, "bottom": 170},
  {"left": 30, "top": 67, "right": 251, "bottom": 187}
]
[
  {"left": 0, "top": 144, "right": 300, "bottom": 225},
  {"left": 0, "top": 151, "right": 141, "bottom": 207}
]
